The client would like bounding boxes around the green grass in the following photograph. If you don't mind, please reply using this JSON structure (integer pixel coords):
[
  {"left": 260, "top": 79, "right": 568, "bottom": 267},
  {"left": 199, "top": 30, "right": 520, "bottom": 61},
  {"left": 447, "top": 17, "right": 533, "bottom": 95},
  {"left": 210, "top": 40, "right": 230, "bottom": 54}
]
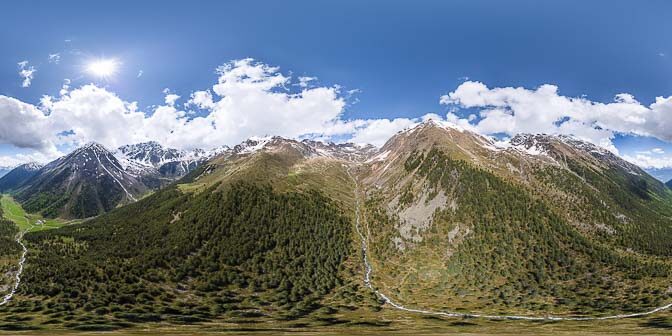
[{"left": 1, "top": 195, "right": 75, "bottom": 232}]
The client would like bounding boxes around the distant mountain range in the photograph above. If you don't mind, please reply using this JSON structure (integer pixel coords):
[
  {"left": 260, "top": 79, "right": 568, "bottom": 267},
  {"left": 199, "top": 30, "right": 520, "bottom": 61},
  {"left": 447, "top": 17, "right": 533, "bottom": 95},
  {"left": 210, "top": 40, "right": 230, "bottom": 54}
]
[
  {"left": 0, "top": 139, "right": 375, "bottom": 219},
  {"left": 0, "top": 142, "right": 220, "bottom": 218},
  {"left": 3, "top": 120, "right": 672, "bottom": 331}
]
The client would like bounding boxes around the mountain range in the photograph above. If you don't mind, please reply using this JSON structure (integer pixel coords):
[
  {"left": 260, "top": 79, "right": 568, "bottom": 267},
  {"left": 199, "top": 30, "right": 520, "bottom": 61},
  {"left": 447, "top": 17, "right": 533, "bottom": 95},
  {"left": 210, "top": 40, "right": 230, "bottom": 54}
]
[
  {"left": 0, "top": 142, "right": 221, "bottom": 218},
  {"left": 1, "top": 120, "right": 672, "bottom": 331}
]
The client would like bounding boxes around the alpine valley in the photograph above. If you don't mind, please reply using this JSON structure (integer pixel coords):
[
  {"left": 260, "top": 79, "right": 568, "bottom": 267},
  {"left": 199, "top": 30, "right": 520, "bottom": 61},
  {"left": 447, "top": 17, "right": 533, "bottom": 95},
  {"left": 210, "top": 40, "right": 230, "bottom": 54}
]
[{"left": 2, "top": 120, "right": 672, "bottom": 334}]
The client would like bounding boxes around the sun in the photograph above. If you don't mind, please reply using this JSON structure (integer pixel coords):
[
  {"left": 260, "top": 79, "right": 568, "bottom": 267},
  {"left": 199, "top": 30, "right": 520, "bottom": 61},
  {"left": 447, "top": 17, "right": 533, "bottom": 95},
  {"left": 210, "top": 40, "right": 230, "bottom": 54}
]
[{"left": 86, "top": 59, "right": 120, "bottom": 78}]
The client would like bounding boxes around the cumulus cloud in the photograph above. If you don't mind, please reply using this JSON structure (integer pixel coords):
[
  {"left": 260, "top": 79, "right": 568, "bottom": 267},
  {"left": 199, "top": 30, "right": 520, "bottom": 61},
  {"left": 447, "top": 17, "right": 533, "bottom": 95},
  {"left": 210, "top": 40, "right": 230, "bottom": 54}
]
[
  {"left": 348, "top": 118, "right": 418, "bottom": 146},
  {"left": 0, "top": 96, "right": 59, "bottom": 157},
  {"left": 17, "top": 61, "right": 36, "bottom": 88},
  {"left": 2, "top": 58, "right": 406, "bottom": 165},
  {"left": 187, "top": 90, "right": 215, "bottom": 109},
  {"left": 5, "top": 64, "right": 672, "bottom": 169},
  {"left": 623, "top": 153, "right": 672, "bottom": 169},
  {"left": 621, "top": 147, "right": 672, "bottom": 169},
  {"left": 441, "top": 81, "right": 672, "bottom": 153},
  {"left": 164, "top": 93, "right": 180, "bottom": 107}
]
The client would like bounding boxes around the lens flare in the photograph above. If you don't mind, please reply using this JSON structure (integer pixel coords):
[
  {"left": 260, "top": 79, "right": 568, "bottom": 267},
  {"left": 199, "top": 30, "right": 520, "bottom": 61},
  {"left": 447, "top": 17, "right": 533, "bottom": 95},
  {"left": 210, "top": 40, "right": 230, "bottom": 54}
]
[{"left": 86, "top": 59, "right": 119, "bottom": 78}]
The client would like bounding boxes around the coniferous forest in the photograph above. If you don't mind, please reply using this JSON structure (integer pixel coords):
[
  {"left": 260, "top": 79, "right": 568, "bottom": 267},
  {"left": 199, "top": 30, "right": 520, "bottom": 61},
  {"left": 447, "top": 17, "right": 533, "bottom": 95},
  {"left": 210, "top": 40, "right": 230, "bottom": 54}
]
[{"left": 8, "top": 182, "right": 353, "bottom": 329}]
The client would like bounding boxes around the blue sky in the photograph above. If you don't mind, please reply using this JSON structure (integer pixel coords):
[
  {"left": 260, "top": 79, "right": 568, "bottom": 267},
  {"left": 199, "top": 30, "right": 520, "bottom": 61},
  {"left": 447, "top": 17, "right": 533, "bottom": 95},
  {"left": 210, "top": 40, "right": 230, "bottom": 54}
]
[{"left": 1, "top": 0, "right": 672, "bottom": 178}]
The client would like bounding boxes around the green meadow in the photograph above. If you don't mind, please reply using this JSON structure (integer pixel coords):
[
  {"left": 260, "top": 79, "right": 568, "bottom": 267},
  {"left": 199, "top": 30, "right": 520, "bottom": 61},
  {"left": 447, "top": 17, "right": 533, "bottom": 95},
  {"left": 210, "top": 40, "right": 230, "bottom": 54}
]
[{"left": 0, "top": 195, "right": 74, "bottom": 232}]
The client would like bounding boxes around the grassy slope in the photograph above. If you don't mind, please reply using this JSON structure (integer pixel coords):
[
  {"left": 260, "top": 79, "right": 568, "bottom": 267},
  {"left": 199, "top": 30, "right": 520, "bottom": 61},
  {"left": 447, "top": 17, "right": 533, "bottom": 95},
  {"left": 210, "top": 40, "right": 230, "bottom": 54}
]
[{"left": 1, "top": 195, "right": 73, "bottom": 232}]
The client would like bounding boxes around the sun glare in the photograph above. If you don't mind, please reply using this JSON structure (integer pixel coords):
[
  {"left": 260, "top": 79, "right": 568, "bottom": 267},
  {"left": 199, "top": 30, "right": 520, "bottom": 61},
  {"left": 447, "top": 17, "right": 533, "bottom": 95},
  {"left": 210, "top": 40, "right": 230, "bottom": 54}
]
[{"left": 86, "top": 59, "right": 119, "bottom": 78}]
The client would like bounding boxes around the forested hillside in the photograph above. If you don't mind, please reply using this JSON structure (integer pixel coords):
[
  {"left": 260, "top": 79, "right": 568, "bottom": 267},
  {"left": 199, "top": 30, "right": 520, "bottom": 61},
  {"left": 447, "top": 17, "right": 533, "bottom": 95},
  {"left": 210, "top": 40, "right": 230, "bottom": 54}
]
[
  {"left": 6, "top": 180, "right": 354, "bottom": 329},
  {"left": 366, "top": 148, "right": 672, "bottom": 316},
  {"left": 359, "top": 122, "right": 672, "bottom": 318}
]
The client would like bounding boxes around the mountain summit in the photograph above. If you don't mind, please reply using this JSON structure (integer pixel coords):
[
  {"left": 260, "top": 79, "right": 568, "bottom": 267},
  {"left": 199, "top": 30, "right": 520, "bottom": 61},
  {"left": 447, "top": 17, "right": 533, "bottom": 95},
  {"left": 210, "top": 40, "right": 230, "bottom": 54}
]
[{"left": 13, "top": 142, "right": 148, "bottom": 218}]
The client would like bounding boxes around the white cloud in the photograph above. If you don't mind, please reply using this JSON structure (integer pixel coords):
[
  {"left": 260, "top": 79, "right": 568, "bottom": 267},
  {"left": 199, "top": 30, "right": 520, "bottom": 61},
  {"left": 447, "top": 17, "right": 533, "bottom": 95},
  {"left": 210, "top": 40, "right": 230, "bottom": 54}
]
[
  {"left": 637, "top": 148, "right": 665, "bottom": 155},
  {"left": 48, "top": 53, "right": 60, "bottom": 64},
  {"left": 17, "top": 61, "right": 36, "bottom": 88},
  {"left": 298, "top": 76, "right": 317, "bottom": 88},
  {"left": 187, "top": 90, "right": 215, "bottom": 109},
  {"left": 623, "top": 153, "right": 672, "bottom": 169},
  {"left": 1, "top": 59, "right": 383, "bottom": 165},
  {"left": 5, "top": 64, "right": 672, "bottom": 169},
  {"left": 625, "top": 147, "right": 672, "bottom": 169},
  {"left": 59, "top": 79, "right": 71, "bottom": 96},
  {"left": 0, "top": 152, "right": 58, "bottom": 167},
  {"left": 348, "top": 118, "right": 418, "bottom": 146},
  {"left": 441, "top": 81, "right": 672, "bottom": 153},
  {"left": 164, "top": 93, "right": 180, "bottom": 107},
  {"left": 0, "top": 96, "right": 58, "bottom": 154},
  {"left": 137, "top": 70, "right": 143, "bottom": 78}
]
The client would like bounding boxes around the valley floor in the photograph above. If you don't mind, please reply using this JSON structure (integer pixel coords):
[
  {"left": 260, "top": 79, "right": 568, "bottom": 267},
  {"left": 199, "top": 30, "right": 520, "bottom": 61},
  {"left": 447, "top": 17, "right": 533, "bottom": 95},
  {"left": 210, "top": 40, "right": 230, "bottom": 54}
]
[{"left": 0, "top": 195, "right": 75, "bottom": 233}]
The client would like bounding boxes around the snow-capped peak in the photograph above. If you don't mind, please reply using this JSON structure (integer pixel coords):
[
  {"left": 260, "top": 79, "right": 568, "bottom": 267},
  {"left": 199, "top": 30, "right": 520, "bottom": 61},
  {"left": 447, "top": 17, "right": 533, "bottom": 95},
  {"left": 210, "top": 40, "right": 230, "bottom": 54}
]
[
  {"left": 233, "top": 136, "right": 275, "bottom": 154},
  {"left": 399, "top": 118, "right": 468, "bottom": 137},
  {"left": 21, "top": 162, "right": 43, "bottom": 171},
  {"left": 114, "top": 141, "right": 210, "bottom": 168}
]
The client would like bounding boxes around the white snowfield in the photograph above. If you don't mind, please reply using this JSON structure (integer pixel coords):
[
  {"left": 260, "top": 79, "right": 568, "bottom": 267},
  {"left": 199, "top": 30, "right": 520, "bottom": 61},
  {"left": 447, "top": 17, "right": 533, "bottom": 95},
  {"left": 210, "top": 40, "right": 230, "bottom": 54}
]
[{"left": 346, "top": 165, "right": 672, "bottom": 321}]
